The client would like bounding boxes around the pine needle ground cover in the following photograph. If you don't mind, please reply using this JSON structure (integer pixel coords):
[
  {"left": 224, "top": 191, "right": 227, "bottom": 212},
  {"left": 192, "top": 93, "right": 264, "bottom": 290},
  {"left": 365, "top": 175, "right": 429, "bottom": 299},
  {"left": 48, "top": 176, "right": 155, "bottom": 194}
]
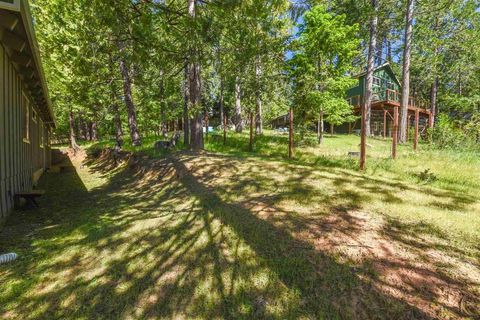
[{"left": 1, "top": 133, "right": 479, "bottom": 319}]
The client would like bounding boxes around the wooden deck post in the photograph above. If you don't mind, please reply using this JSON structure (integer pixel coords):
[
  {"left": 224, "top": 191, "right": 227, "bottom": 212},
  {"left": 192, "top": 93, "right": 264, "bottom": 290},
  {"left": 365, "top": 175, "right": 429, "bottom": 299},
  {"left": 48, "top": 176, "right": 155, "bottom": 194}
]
[
  {"left": 383, "top": 110, "right": 387, "bottom": 139},
  {"left": 414, "top": 109, "right": 419, "bottom": 151},
  {"left": 289, "top": 107, "right": 294, "bottom": 158},
  {"left": 249, "top": 111, "right": 254, "bottom": 151},
  {"left": 392, "top": 106, "right": 398, "bottom": 159},
  {"left": 223, "top": 115, "right": 227, "bottom": 145},
  {"left": 360, "top": 99, "right": 367, "bottom": 170},
  {"left": 407, "top": 114, "right": 411, "bottom": 141}
]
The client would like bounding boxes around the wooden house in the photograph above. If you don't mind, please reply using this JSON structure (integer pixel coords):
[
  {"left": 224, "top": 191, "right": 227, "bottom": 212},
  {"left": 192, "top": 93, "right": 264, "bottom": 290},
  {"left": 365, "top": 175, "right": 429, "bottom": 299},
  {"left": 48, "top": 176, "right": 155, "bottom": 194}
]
[
  {"left": 346, "top": 63, "right": 432, "bottom": 137},
  {"left": 0, "top": 0, "right": 55, "bottom": 220}
]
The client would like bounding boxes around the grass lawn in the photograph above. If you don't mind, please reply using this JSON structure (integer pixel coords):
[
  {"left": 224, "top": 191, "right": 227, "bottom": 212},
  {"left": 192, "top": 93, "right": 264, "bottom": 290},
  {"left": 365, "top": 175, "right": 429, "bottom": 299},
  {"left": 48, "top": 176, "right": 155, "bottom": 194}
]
[{"left": 0, "top": 131, "right": 479, "bottom": 319}]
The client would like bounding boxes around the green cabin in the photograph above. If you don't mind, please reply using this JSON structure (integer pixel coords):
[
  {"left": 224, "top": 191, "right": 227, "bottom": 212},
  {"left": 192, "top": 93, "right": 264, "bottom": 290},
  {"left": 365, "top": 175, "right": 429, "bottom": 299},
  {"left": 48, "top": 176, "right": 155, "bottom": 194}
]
[{"left": 346, "top": 63, "right": 401, "bottom": 107}]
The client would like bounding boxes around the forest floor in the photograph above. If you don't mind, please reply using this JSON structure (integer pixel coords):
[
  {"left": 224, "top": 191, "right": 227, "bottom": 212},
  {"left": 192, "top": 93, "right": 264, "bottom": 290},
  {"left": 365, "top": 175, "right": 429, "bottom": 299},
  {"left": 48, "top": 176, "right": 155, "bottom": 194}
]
[{"left": 1, "top": 132, "right": 479, "bottom": 319}]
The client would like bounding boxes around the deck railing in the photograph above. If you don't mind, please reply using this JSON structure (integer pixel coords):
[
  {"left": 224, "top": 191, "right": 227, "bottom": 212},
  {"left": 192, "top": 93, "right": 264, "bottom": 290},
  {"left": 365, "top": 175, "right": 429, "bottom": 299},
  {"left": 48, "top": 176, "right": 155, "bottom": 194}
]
[{"left": 348, "top": 89, "right": 430, "bottom": 112}]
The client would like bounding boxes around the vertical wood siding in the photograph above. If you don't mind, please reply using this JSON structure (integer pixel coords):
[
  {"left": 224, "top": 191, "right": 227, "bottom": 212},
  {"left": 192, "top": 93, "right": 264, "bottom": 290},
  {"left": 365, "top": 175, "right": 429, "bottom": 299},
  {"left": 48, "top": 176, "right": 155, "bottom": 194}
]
[{"left": 0, "top": 43, "right": 51, "bottom": 220}]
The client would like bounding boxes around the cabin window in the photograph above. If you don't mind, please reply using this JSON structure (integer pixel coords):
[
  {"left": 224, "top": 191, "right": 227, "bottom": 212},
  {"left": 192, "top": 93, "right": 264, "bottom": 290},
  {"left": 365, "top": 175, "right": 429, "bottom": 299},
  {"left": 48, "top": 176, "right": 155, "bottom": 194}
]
[
  {"left": 387, "top": 81, "right": 395, "bottom": 90},
  {"left": 22, "top": 93, "right": 30, "bottom": 143},
  {"left": 373, "top": 77, "right": 381, "bottom": 86}
]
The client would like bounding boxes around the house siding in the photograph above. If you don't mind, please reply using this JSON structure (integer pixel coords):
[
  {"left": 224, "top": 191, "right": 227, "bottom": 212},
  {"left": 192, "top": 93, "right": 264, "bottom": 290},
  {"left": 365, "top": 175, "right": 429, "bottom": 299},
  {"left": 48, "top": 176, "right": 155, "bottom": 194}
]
[
  {"left": 0, "top": 43, "right": 51, "bottom": 220},
  {"left": 346, "top": 66, "right": 401, "bottom": 102}
]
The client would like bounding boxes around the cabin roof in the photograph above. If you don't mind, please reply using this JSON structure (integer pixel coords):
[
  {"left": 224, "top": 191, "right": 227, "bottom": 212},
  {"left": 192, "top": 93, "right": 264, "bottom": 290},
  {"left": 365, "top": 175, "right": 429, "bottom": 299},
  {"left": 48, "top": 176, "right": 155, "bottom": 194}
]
[
  {"left": 353, "top": 63, "right": 401, "bottom": 88},
  {"left": 0, "top": 0, "right": 55, "bottom": 128}
]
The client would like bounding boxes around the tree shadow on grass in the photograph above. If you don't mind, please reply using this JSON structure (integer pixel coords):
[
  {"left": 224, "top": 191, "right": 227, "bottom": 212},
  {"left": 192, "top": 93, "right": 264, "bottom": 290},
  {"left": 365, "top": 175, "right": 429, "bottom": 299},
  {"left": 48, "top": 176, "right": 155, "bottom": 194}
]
[{"left": 1, "top": 150, "right": 478, "bottom": 319}]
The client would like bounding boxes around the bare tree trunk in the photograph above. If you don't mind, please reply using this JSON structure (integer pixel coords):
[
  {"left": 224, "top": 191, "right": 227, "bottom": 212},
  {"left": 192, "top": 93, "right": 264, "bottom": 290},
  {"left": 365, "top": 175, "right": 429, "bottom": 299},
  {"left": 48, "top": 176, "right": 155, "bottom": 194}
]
[
  {"left": 255, "top": 57, "right": 263, "bottom": 135},
  {"left": 318, "top": 110, "right": 324, "bottom": 144},
  {"left": 188, "top": 0, "right": 203, "bottom": 150},
  {"left": 219, "top": 76, "right": 224, "bottom": 129},
  {"left": 118, "top": 41, "right": 142, "bottom": 146},
  {"left": 365, "top": 0, "right": 378, "bottom": 138},
  {"left": 249, "top": 112, "right": 254, "bottom": 151},
  {"left": 330, "top": 123, "right": 334, "bottom": 136},
  {"left": 234, "top": 76, "right": 243, "bottom": 133},
  {"left": 91, "top": 119, "right": 98, "bottom": 142},
  {"left": 78, "top": 112, "right": 86, "bottom": 140},
  {"left": 387, "top": 39, "right": 392, "bottom": 63},
  {"left": 430, "top": 77, "right": 438, "bottom": 126},
  {"left": 399, "top": 0, "right": 415, "bottom": 144},
  {"left": 289, "top": 107, "right": 294, "bottom": 158},
  {"left": 69, "top": 110, "right": 79, "bottom": 150},
  {"left": 112, "top": 102, "right": 123, "bottom": 145},
  {"left": 159, "top": 68, "right": 167, "bottom": 138},
  {"left": 85, "top": 121, "right": 91, "bottom": 141},
  {"left": 183, "top": 63, "right": 190, "bottom": 146}
]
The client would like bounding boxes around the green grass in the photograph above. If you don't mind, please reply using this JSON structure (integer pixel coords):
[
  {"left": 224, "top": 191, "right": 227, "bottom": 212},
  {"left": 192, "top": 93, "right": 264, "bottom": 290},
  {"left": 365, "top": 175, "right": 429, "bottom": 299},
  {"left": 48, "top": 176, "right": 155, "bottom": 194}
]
[{"left": 1, "top": 131, "right": 479, "bottom": 319}]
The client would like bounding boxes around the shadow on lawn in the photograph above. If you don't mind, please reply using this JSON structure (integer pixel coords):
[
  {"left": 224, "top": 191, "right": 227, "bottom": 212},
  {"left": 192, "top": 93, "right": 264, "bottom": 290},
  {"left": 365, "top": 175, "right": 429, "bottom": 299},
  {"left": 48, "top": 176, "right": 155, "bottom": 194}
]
[{"left": 0, "top": 150, "right": 478, "bottom": 319}]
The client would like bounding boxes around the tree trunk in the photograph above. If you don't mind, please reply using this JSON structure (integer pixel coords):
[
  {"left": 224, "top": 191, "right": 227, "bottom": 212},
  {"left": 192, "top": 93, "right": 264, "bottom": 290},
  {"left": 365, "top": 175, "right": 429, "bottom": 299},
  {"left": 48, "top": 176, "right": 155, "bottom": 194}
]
[
  {"left": 249, "top": 112, "right": 254, "bottom": 151},
  {"left": 183, "top": 63, "right": 190, "bottom": 146},
  {"left": 255, "top": 57, "right": 263, "bottom": 135},
  {"left": 112, "top": 102, "right": 123, "bottom": 146},
  {"left": 399, "top": 0, "right": 415, "bottom": 144},
  {"left": 330, "top": 123, "right": 334, "bottom": 136},
  {"left": 289, "top": 107, "right": 294, "bottom": 158},
  {"left": 69, "top": 110, "right": 79, "bottom": 150},
  {"left": 234, "top": 76, "right": 243, "bottom": 133},
  {"left": 78, "top": 112, "right": 86, "bottom": 140},
  {"left": 85, "top": 121, "right": 91, "bottom": 141},
  {"left": 188, "top": 0, "right": 203, "bottom": 151},
  {"left": 387, "top": 39, "right": 392, "bottom": 63},
  {"left": 118, "top": 41, "right": 142, "bottom": 146},
  {"left": 430, "top": 77, "right": 438, "bottom": 127},
  {"left": 91, "top": 120, "right": 98, "bottom": 142},
  {"left": 159, "top": 68, "right": 167, "bottom": 138},
  {"left": 219, "top": 76, "right": 224, "bottom": 130},
  {"left": 365, "top": 0, "right": 378, "bottom": 138},
  {"left": 318, "top": 111, "right": 324, "bottom": 144},
  {"left": 223, "top": 114, "right": 227, "bottom": 145}
]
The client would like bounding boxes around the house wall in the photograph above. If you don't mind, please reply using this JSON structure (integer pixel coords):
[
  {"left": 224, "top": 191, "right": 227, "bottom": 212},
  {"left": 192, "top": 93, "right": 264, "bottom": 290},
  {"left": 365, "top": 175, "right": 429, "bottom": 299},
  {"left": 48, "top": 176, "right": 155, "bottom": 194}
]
[{"left": 0, "top": 42, "right": 51, "bottom": 220}]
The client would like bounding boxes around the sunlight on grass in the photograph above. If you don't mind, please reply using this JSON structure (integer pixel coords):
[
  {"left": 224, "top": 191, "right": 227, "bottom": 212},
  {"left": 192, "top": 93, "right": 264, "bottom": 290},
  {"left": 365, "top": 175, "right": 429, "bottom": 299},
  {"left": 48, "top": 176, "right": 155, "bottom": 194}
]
[{"left": 1, "top": 132, "right": 479, "bottom": 319}]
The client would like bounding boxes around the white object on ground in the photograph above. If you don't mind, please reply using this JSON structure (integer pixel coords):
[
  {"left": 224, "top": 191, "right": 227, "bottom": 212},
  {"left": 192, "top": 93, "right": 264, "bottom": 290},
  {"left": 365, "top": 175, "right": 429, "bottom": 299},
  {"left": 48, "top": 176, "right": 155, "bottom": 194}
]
[{"left": 0, "top": 253, "right": 18, "bottom": 264}]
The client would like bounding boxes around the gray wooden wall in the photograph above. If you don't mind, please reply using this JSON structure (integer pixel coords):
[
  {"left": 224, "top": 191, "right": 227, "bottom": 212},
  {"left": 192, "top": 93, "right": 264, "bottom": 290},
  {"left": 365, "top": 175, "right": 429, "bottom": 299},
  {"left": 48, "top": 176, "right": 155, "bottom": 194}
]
[{"left": 0, "top": 43, "right": 51, "bottom": 220}]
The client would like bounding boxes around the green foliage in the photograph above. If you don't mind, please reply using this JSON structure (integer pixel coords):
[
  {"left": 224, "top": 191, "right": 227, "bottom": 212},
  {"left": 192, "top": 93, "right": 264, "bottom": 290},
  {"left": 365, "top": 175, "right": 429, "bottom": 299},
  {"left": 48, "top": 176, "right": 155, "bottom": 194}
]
[
  {"left": 289, "top": 5, "right": 359, "bottom": 136},
  {"left": 30, "top": 0, "right": 480, "bottom": 151},
  {"left": 430, "top": 114, "right": 478, "bottom": 150}
]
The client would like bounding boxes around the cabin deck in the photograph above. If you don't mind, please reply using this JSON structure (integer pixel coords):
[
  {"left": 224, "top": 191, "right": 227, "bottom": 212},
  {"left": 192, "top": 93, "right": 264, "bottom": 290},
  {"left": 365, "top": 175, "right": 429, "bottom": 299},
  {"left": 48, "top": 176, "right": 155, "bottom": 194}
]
[{"left": 347, "top": 89, "right": 434, "bottom": 139}]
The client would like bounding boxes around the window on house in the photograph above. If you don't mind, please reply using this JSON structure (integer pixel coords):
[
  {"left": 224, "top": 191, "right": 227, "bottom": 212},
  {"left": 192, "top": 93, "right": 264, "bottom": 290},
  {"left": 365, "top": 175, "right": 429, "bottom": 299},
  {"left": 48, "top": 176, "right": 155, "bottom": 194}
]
[
  {"left": 22, "top": 93, "right": 30, "bottom": 143},
  {"left": 373, "top": 77, "right": 381, "bottom": 86},
  {"left": 387, "top": 81, "right": 395, "bottom": 90}
]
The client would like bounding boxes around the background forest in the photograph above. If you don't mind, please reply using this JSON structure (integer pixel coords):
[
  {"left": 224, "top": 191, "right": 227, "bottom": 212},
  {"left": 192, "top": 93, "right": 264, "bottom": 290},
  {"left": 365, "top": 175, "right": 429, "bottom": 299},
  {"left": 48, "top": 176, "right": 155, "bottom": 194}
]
[{"left": 31, "top": 0, "right": 480, "bottom": 151}]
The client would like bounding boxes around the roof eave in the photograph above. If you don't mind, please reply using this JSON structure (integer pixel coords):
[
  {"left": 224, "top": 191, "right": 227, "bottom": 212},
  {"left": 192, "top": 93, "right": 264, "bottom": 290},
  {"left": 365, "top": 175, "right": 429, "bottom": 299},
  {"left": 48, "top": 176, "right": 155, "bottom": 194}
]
[{"left": 19, "top": 0, "right": 55, "bottom": 128}]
